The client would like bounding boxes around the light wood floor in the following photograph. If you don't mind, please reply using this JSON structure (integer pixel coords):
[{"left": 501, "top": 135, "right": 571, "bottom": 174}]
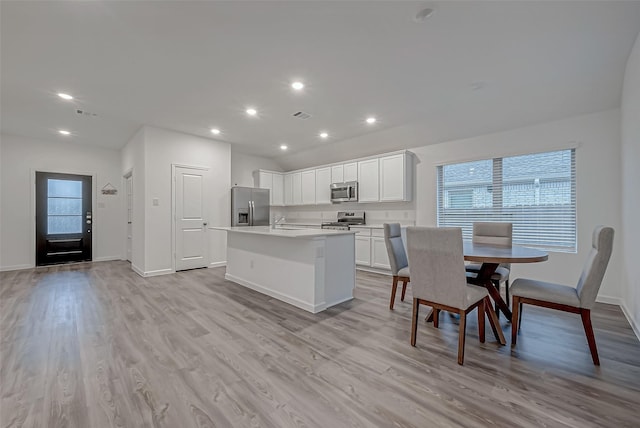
[{"left": 1, "top": 261, "right": 639, "bottom": 428}]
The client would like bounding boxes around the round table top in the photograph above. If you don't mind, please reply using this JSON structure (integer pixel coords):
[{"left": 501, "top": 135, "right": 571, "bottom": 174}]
[{"left": 463, "top": 242, "right": 548, "bottom": 264}]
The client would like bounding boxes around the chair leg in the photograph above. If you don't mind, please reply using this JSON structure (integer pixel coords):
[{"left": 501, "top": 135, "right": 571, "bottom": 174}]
[
  {"left": 505, "top": 280, "right": 510, "bottom": 309},
  {"left": 411, "top": 298, "right": 420, "bottom": 346},
  {"left": 519, "top": 302, "right": 523, "bottom": 329},
  {"left": 458, "top": 312, "right": 467, "bottom": 365},
  {"left": 478, "top": 299, "right": 485, "bottom": 344},
  {"left": 390, "top": 276, "right": 399, "bottom": 310},
  {"left": 511, "top": 296, "right": 520, "bottom": 346},
  {"left": 580, "top": 309, "right": 600, "bottom": 365},
  {"left": 493, "top": 280, "right": 500, "bottom": 319},
  {"left": 433, "top": 309, "right": 440, "bottom": 328},
  {"left": 400, "top": 279, "right": 408, "bottom": 301}
]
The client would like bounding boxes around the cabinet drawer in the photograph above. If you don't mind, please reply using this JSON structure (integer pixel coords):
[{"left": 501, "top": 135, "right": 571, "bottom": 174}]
[{"left": 370, "top": 228, "right": 385, "bottom": 237}]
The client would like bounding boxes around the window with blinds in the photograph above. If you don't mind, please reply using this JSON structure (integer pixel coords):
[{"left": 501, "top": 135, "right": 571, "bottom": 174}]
[{"left": 437, "top": 149, "right": 576, "bottom": 252}]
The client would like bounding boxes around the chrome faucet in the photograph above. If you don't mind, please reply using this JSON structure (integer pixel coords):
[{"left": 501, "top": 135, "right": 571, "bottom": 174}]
[{"left": 273, "top": 216, "right": 286, "bottom": 228}]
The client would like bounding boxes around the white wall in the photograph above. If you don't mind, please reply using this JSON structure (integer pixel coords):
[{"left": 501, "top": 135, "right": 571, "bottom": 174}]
[
  {"left": 412, "top": 109, "right": 623, "bottom": 300},
  {"left": 121, "top": 128, "right": 146, "bottom": 273},
  {"left": 0, "top": 134, "right": 123, "bottom": 270},
  {"left": 621, "top": 32, "right": 640, "bottom": 336},
  {"left": 142, "top": 127, "right": 231, "bottom": 274},
  {"left": 231, "top": 150, "right": 283, "bottom": 187}
]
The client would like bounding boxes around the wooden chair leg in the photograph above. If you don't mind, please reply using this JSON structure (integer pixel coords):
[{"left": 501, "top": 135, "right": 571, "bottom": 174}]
[
  {"left": 519, "top": 302, "right": 523, "bottom": 329},
  {"left": 457, "top": 312, "right": 467, "bottom": 365},
  {"left": 580, "top": 309, "right": 600, "bottom": 365},
  {"left": 400, "top": 279, "right": 408, "bottom": 301},
  {"left": 493, "top": 280, "right": 500, "bottom": 319},
  {"left": 478, "top": 299, "right": 485, "bottom": 344},
  {"left": 433, "top": 309, "right": 440, "bottom": 328},
  {"left": 511, "top": 296, "right": 520, "bottom": 346},
  {"left": 505, "top": 280, "right": 510, "bottom": 309},
  {"left": 411, "top": 298, "right": 420, "bottom": 346},
  {"left": 390, "top": 276, "right": 399, "bottom": 310}
]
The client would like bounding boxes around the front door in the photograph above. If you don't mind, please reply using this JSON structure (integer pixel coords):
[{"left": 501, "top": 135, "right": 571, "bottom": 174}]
[
  {"left": 36, "top": 172, "right": 92, "bottom": 266},
  {"left": 174, "top": 166, "right": 209, "bottom": 271}
]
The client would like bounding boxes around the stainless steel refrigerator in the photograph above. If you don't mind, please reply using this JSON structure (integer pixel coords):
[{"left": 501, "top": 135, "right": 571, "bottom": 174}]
[{"left": 231, "top": 187, "right": 270, "bottom": 226}]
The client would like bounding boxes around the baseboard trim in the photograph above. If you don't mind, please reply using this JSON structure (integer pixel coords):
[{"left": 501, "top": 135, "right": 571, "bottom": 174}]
[
  {"left": 595, "top": 294, "right": 620, "bottom": 305},
  {"left": 0, "top": 263, "right": 34, "bottom": 272},
  {"left": 144, "top": 268, "right": 175, "bottom": 277},
  {"left": 225, "top": 273, "right": 320, "bottom": 313},
  {"left": 620, "top": 302, "right": 640, "bottom": 342},
  {"left": 94, "top": 256, "right": 122, "bottom": 262},
  {"left": 131, "top": 264, "right": 145, "bottom": 277},
  {"left": 209, "top": 261, "right": 227, "bottom": 268},
  {"left": 356, "top": 266, "right": 392, "bottom": 276}
]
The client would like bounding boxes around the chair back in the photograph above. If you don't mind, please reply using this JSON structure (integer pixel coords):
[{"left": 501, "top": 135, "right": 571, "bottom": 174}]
[
  {"left": 473, "top": 222, "right": 513, "bottom": 270},
  {"left": 576, "top": 226, "right": 614, "bottom": 309},
  {"left": 406, "top": 227, "right": 469, "bottom": 309},
  {"left": 383, "top": 223, "right": 408, "bottom": 276}
]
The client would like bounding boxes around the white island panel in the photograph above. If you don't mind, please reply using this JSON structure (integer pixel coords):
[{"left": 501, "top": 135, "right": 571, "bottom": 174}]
[{"left": 218, "top": 227, "right": 355, "bottom": 313}]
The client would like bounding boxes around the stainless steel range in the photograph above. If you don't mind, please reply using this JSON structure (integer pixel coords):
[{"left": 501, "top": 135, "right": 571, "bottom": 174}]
[{"left": 321, "top": 211, "right": 365, "bottom": 230}]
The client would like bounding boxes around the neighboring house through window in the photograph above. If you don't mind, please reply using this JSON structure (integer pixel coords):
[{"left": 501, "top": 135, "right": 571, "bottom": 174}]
[{"left": 437, "top": 149, "right": 576, "bottom": 252}]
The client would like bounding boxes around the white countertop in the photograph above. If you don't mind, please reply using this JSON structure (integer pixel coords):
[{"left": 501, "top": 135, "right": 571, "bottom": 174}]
[{"left": 211, "top": 226, "right": 356, "bottom": 238}]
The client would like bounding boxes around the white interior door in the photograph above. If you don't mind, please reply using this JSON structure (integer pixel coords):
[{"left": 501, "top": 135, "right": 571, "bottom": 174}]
[
  {"left": 174, "top": 166, "right": 209, "bottom": 271},
  {"left": 125, "top": 174, "right": 133, "bottom": 262}
]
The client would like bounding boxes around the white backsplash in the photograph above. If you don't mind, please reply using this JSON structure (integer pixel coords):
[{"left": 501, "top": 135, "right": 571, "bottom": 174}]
[{"left": 273, "top": 201, "right": 416, "bottom": 226}]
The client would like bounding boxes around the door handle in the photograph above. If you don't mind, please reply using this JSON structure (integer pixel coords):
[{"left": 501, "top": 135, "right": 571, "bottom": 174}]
[{"left": 203, "top": 222, "right": 208, "bottom": 227}]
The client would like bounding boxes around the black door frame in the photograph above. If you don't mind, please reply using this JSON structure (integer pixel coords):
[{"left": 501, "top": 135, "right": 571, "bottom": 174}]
[{"left": 34, "top": 170, "right": 94, "bottom": 266}]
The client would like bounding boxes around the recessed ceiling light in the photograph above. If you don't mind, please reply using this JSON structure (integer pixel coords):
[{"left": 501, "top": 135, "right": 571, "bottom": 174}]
[
  {"left": 366, "top": 117, "right": 377, "bottom": 124},
  {"left": 210, "top": 128, "right": 221, "bottom": 135},
  {"left": 246, "top": 108, "right": 257, "bottom": 116},
  {"left": 280, "top": 144, "right": 288, "bottom": 150},
  {"left": 57, "top": 93, "right": 73, "bottom": 100},
  {"left": 291, "top": 81, "right": 304, "bottom": 91},
  {"left": 319, "top": 132, "right": 329, "bottom": 139},
  {"left": 58, "top": 129, "right": 71, "bottom": 135}
]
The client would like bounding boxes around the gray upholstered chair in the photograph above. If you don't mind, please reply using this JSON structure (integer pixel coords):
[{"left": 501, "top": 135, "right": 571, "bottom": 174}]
[
  {"left": 407, "top": 227, "right": 503, "bottom": 365},
  {"left": 465, "top": 222, "right": 513, "bottom": 316},
  {"left": 511, "top": 226, "right": 614, "bottom": 365},
  {"left": 383, "top": 223, "right": 410, "bottom": 310}
]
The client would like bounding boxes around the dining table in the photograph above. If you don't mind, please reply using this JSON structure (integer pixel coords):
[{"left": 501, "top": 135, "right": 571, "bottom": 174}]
[{"left": 463, "top": 242, "right": 549, "bottom": 321}]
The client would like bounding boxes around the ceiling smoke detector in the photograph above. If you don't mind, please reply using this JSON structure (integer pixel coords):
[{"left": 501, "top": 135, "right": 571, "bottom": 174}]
[
  {"left": 292, "top": 111, "right": 311, "bottom": 120},
  {"left": 75, "top": 109, "right": 97, "bottom": 118},
  {"left": 414, "top": 7, "right": 435, "bottom": 23}
]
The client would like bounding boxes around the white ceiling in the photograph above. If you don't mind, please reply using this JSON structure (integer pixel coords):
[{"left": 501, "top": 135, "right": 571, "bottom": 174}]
[{"left": 2, "top": 1, "right": 639, "bottom": 167}]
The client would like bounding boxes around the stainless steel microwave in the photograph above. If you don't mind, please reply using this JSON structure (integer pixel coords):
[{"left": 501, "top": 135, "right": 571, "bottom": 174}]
[{"left": 330, "top": 181, "right": 358, "bottom": 203}]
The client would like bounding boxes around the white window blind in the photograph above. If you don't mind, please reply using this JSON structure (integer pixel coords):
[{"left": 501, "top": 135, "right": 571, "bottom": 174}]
[{"left": 437, "top": 149, "right": 576, "bottom": 252}]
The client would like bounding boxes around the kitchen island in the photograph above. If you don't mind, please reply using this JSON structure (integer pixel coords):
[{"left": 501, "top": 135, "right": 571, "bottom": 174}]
[{"left": 212, "top": 226, "right": 356, "bottom": 313}]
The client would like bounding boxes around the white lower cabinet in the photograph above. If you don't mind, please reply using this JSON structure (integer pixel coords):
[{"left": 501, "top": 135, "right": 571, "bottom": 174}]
[
  {"left": 371, "top": 237, "right": 391, "bottom": 269},
  {"left": 355, "top": 236, "right": 371, "bottom": 266}
]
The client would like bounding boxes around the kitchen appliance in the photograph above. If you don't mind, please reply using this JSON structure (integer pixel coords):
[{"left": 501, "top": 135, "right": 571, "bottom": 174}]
[
  {"left": 321, "top": 211, "right": 366, "bottom": 230},
  {"left": 330, "top": 181, "right": 358, "bottom": 203},
  {"left": 231, "top": 187, "right": 270, "bottom": 226}
]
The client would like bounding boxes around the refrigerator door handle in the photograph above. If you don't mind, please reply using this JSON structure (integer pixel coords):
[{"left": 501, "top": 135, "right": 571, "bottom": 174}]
[{"left": 249, "top": 200, "right": 254, "bottom": 226}]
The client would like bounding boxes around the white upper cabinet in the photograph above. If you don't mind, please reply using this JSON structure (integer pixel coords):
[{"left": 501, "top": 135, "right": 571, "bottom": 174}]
[
  {"left": 358, "top": 158, "right": 379, "bottom": 202},
  {"left": 292, "top": 172, "right": 302, "bottom": 205},
  {"left": 256, "top": 150, "right": 413, "bottom": 206},
  {"left": 315, "top": 167, "right": 332, "bottom": 205},
  {"left": 284, "top": 173, "right": 293, "bottom": 206},
  {"left": 301, "top": 170, "right": 316, "bottom": 205},
  {"left": 379, "top": 153, "right": 412, "bottom": 202},
  {"left": 331, "top": 165, "right": 344, "bottom": 183},
  {"left": 272, "top": 173, "right": 284, "bottom": 206},
  {"left": 343, "top": 162, "right": 358, "bottom": 182}
]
